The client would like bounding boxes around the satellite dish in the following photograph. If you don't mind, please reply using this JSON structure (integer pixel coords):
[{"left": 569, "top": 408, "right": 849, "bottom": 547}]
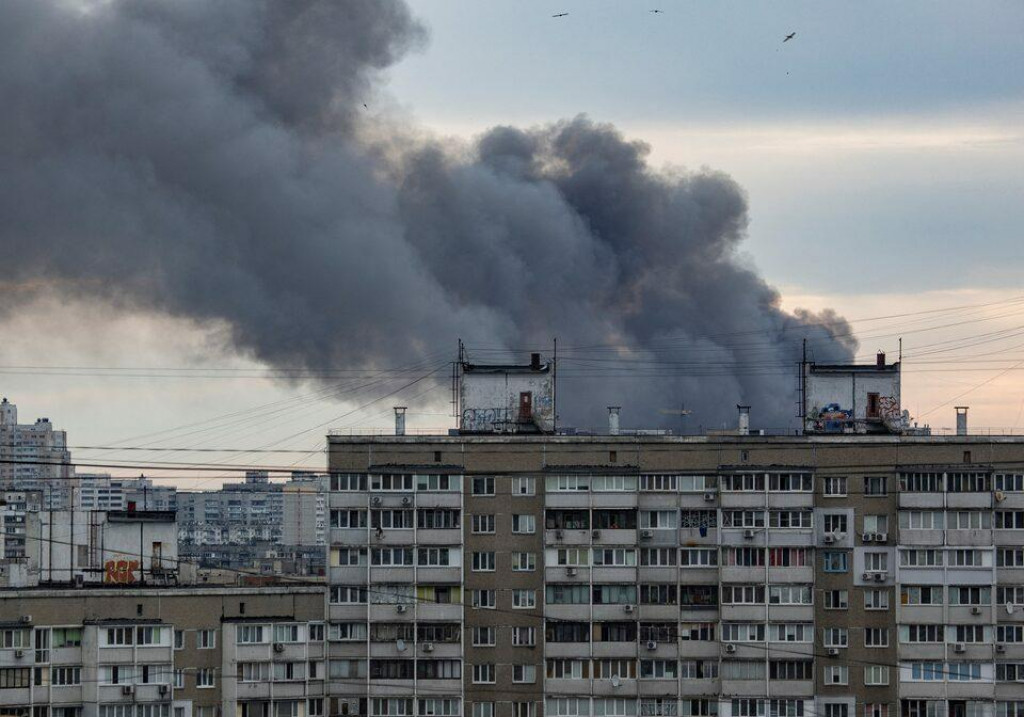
[
  {"left": 396, "top": 639, "right": 406, "bottom": 652},
  {"left": 1007, "top": 602, "right": 1016, "bottom": 616},
  {"left": 611, "top": 675, "right": 621, "bottom": 688}
]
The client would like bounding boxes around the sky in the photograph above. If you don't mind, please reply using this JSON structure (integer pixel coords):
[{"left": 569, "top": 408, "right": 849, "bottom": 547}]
[{"left": 1, "top": 0, "right": 1023, "bottom": 485}]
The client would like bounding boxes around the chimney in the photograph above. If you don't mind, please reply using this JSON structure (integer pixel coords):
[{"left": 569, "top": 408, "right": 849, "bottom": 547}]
[
  {"left": 737, "top": 405, "right": 751, "bottom": 436},
  {"left": 876, "top": 351, "right": 886, "bottom": 369},
  {"left": 394, "top": 406, "right": 407, "bottom": 436},
  {"left": 530, "top": 353, "right": 541, "bottom": 370},
  {"left": 608, "top": 407, "right": 621, "bottom": 436},
  {"left": 955, "top": 406, "right": 968, "bottom": 436}
]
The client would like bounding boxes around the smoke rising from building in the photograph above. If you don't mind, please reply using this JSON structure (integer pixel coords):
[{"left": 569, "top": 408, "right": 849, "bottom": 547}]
[{"left": 0, "top": 0, "right": 856, "bottom": 430}]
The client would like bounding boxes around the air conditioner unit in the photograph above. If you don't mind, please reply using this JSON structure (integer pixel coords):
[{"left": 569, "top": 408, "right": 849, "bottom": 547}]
[
  {"left": 371, "top": 496, "right": 382, "bottom": 506},
  {"left": 997, "top": 644, "right": 1006, "bottom": 653},
  {"left": 422, "top": 643, "right": 434, "bottom": 652},
  {"left": 623, "top": 604, "right": 635, "bottom": 613},
  {"left": 14, "top": 649, "right": 24, "bottom": 658},
  {"left": 158, "top": 684, "right": 169, "bottom": 695},
  {"left": 592, "top": 530, "right": 602, "bottom": 539},
  {"left": 646, "top": 640, "right": 657, "bottom": 650},
  {"left": 401, "top": 496, "right": 411, "bottom": 506},
  {"left": 640, "top": 530, "right": 653, "bottom": 540},
  {"left": 874, "top": 572, "right": 887, "bottom": 582},
  {"left": 725, "top": 643, "right": 737, "bottom": 653},
  {"left": 703, "top": 492, "right": 716, "bottom": 502},
  {"left": 121, "top": 685, "right": 134, "bottom": 696},
  {"left": 396, "top": 604, "right": 407, "bottom": 614},
  {"left": 971, "top": 606, "right": 983, "bottom": 615},
  {"left": 743, "top": 529, "right": 755, "bottom": 539},
  {"left": 19, "top": 615, "right": 31, "bottom": 623},
  {"left": 827, "top": 648, "right": 840, "bottom": 657},
  {"left": 861, "top": 532, "right": 874, "bottom": 543},
  {"left": 875, "top": 533, "right": 888, "bottom": 543},
  {"left": 823, "top": 534, "right": 835, "bottom": 544},
  {"left": 566, "top": 567, "right": 578, "bottom": 577},
  {"left": 862, "top": 572, "right": 872, "bottom": 581},
  {"left": 273, "top": 643, "right": 285, "bottom": 653},
  {"left": 953, "top": 643, "right": 967, "bottom": 653},
  {"left": 555, "top": 529, "right": 564, "bottom": 540}
]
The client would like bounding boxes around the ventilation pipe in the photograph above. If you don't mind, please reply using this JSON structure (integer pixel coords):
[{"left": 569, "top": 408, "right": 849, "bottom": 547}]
[
  {"left": 876, "top": 351, "right": 886, "bottom": 369},
  {"left": 955, "top": 406, "right": 968, "bottom": 436},
  {"left": 394, "top": 406, "right": 407, "bottom": 436},
  {"left": 737, "top": 405, "right": 751, "bottom": 436},
  {"left": 608, "top": 407, "right": 621, "bottom": 436},
  {"left": 530, "top": 353, "right": 541, "bottom": 370}
]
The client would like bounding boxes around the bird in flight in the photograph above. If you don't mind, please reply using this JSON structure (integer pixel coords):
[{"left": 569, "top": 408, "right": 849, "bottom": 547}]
[
  {"left": 650, "top": 9, "right": 663, "bottom": 13},
  {"left": 552, "top": 12, "right": 568, "bottom": 18},
  {"left": 783, "top": 32, "right": 796, "bottom": 42}
]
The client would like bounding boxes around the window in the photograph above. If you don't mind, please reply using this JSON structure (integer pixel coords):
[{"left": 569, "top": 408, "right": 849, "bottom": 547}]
[
  {"left": 472, "top": 477, "right": 495, "bottom": 496},
  {"left": 512, "top": 627, "right": 536, "bottom": 646},
  {"left": 823, "top": 476, "right": 848, "bottom": 496},
  {"left": 823, "top": 514, "right": 847, "bottom": 534},
  {"left": 769, "top": 510, "right": 813, "bottom": 529},
  {"left": 679, "top": 548, "right": 717, "bottom": 567},
  {"left": 103, "top": 627, "right": 134, "bottom": 646},
  {"left": 826, "top": 706, "right": 849, "bottom": 717},
  {"left": 864, "top": 476, "right": 888, "bottom": 496},
  {"left": 174, "top": 669, "right": 185, "bottom": 688},
  {"left": 769, "top": 585, "right": 812, "bottom": 605},
  {"left": 196, "top": 668, "right": 215, "bottom": 688},
  {"left": 330, "top": 509, "right": 367, "bottom": 528},
  {"left": 173, "top": 630, "right": 184, "bottom": 650},
  {"left": 901, "top": 586, "right": 943, "bottom": 605},
  {"left": 594, "top": 548, "right": 637, "bottom": 566},
  {"left": 513, "top": 665, "right": 537, "bottom": 683},
  {"left": 512, "top": 552, "right": 536, "bottom": 571},
  {"left": 998, "top": 548, "right": 1024, "bottom": 567},
  {"left": 823, "top": 628, "right": 848, "bottom": 648},
  {"left": 330, "top": 473, "right": 367, "bottom": 491},
  {"left": 822, "top": 551, "right": 848, "bottom": 572},
  {"left": 419, "top": 700, "right": 460, "bottom": 717},
  {"left": 642, "top": 474, "right": 680, "bottom": 491},
  {"left": 949, "top": 586, "right": 990, "bottom": 605},
  {"left": 770, "top": 661, "right": 813, "bottom": 680},
  {"left": 680, "top": 510, "right": 717, "bottom": 528},
  {"left": 722, "top": 586, "right": 765, "bottom": 605},
  {"left": 999, "top": 625, "right": 1024, "bottom": 643},
  {"left": 824, "top": 590, "right": 848, "bottom": 610},
  {"left": 996, "top": 474, "right": 1024, "bottom": 492},
  {"left": 512, "top": 476, "right": 536, "bottom": 495},
  {"left": 640, "top": 511, "right": 678, "bottom": 529},
  {"left": 721, "top": 623, "right": 766, "bottom": 642},
  {"left": 52, "top": 628, "right": 82, "bottom": 648},
  {"left": 900, "top": 472, "right": 942, "bottom": 492},
  {"left": 50, "top": 666, "right": 81, "bottom": 686},
  {"left": 864, "top": 666, "right": 890, "bottom": 685},
  {"left": 371, "top": 474, "right": 414, "bottom": 491},
  {"left": 769, "top": 623, "right": 813, "bottom": 643},
  {"left": 865, "top": 589, "right": 890, "bottom": 610},
  {"left": 472, "top": 627, "right": 495, "bottom": 647},
  {"left": 330, "top": 623, "right": 368, "bottom": 642},
  {"left": 418, "top": 547, "right": 455, "bottom": 567},
  {"left": 642, "top": 659, "right": 681, "bottom": 679},
  {"left": 471, "top": 514, "right": 495, "bottom": 534},
  {"left": 512, "top": 589, "right": 537, "bottom": 609},
  {"left": 473, "top": 664, "right": 496, "bottom": 684},
  {"left": 865, "top": 552, "right": 888, "bottom": 571},
  {"left": 472, "top": 705, "right": 494, "bottom": 717},
  {"left": 900, "top": 549, "right": 943, "bottom": 567},
  {"left": 864, "top": 515, "right": 889, "bottom": 533},
  {"left": 546, "top": 584, "right": 589, "bottom": 604},
  {"left": 865, "top": 706, "right": 888, "bottom": 717},
  {"left": 416, "top": 473, "right": 458, "bottom": 491},
  {"left": 471, "top": 590, "right": 496, "bottom": 609},
  {"left": 514, "top": 704, "right": 536, "bottom": 717},
  {"left": 197, "top": 629, "right": 216, "bottom": 649},
  {"left": 824, "top": 665, "right": 848, "bottom": 685},
  {"left": 512, "top": 515, "right": 536, "bottom": 534},
  {"left": 472, "top": 552, "right": 495, "bottom": 572},
  {"left": 723, "top": 510, "right": 765, "bottom": 528},
  {"left": 237, "top": 624, "right": 268, "bottom": 643},
  {"left": 950, "top": 549, "right": 990, "bottom": 567},
  {"left": 949, "top": 511, "right": 991, "bottom": 529},
  {"left": 996, "top": 511, "right": 1024, "bottom": 529},
  {"left": 417, "top": 508, "right": 460, "bottom": 529},
  {"left": 864, "top": 628, "right": 889, "bottom": 647}
]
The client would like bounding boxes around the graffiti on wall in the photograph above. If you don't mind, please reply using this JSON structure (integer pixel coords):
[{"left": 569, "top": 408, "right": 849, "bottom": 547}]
[
  {"left": 878, "top": 395, "right": 905, "bottom": 431},
  {"left": 813, "top": 403, "right": 852, "bottom": 433},
  {"left": 104, "top": 559, "right": 140, "bottom": 584}
]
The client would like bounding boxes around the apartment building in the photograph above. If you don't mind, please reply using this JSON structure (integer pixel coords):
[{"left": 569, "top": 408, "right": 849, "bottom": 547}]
[
  {"left": 0, "top": 585, "right": 325, "bottom": 717},
  {"left": 326, "top": 429, "right": 1024, "bottom": 717},
  {"left": 0, "top": 398, "right": 75, "bottom": 510}
]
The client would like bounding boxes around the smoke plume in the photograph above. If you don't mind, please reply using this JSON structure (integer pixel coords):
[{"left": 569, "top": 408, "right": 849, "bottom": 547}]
[{"left": 0, "top": 0, "right": 856, "bottom": 431}]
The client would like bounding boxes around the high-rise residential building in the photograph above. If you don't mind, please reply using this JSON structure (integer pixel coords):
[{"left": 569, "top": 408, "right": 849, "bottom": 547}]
[
  {"left": 177, "top": 471, "right": 327, "bottom": 575},
  {"left": 77, "top": 474, "right": 178, "bottom": 512},
  {"left": 317, "top": 352, "right": 1024, "bottom": 717},
  {"left": 0, "top": 397, "right": 75, "bottom": 509}
]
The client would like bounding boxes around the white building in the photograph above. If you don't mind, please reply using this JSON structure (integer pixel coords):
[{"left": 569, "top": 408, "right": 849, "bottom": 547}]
[
  {"left": 802, "top": 352, "right": 906, "bottom": 434},
  {"left": 459, "top": 353, "right": 555, "bottom": 433},
  {"left": 31, "top": 508, "right": 179, "bottom": 587}
]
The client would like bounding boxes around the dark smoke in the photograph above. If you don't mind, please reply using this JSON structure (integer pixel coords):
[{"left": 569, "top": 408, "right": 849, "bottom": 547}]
[{"left": 0, "top": 0, "right": 856, "bottom": 431}]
